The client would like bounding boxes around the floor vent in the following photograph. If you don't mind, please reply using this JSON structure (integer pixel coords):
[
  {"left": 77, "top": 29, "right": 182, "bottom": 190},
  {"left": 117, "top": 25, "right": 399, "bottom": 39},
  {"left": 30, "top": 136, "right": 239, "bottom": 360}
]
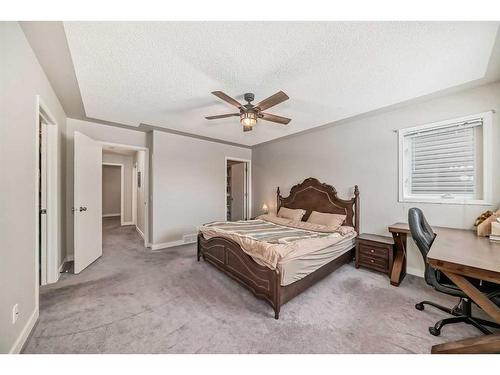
[{"left": 183, "top": 233, "right": 198, "bottom": 244}]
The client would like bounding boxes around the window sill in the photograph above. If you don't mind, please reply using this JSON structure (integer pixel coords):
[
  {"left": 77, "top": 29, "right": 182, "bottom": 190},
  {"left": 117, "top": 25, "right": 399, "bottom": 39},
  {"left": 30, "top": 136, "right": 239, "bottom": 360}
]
[{"left": 399, "top": 197, "right": 492, "bottom": 206}]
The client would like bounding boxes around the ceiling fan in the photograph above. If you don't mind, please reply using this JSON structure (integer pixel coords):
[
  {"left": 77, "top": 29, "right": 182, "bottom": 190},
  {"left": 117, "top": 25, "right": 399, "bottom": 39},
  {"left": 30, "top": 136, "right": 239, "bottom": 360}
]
[{"left": 205, "top": 91, "right": 291, "bottom": 132}]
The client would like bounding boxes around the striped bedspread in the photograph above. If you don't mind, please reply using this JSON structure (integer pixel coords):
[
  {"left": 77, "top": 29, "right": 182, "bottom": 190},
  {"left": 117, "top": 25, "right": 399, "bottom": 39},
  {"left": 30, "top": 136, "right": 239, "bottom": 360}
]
[
  {"left": 202, "top": 219, "right": 332, "bottom": 244},
  {"left": 199, "top": 215, "right": 355, "bottom": 270}
]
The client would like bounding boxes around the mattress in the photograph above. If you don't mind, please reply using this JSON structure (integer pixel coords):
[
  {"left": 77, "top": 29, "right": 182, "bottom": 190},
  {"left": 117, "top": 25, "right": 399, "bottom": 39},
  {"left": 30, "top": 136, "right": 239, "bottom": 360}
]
[{"left": 278, "top": 232, "right": 356, "bottom": 286}]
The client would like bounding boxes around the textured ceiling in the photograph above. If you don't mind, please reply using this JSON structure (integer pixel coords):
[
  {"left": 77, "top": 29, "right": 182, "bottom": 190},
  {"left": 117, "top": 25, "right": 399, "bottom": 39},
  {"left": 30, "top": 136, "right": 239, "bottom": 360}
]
[{"left": 64, "top": 22, "right": 499, "bottom": 146}]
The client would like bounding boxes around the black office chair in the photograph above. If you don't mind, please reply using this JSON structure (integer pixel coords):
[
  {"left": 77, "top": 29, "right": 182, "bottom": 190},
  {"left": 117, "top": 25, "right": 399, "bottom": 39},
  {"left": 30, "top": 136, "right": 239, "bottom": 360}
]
[{"left": 408, "top": 207, "right": 500, "bottom": 336}]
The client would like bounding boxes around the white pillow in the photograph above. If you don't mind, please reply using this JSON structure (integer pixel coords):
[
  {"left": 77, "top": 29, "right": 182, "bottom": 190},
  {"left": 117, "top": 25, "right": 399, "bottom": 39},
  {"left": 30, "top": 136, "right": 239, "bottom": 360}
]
[{"left": 277, "top": 207, "right": 306, "bottom": 222}]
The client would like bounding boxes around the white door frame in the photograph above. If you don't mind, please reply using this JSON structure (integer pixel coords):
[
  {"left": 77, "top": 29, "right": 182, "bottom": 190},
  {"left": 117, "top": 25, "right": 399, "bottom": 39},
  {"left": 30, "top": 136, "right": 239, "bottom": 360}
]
[
  {"left": 132, "top": 162, "right": 137, "bottom": 226},
  {"left": 35, "top": 96, "right": 59, "bottom": 290},
  {"left": 224, "top": 157, "right": 252, "bottom": 220},
  {"left": 100, "top": 141, "right": 150, "bottom": 248},
  {"left": 102, "top": 163, "right": 124, "bottom": 223}
]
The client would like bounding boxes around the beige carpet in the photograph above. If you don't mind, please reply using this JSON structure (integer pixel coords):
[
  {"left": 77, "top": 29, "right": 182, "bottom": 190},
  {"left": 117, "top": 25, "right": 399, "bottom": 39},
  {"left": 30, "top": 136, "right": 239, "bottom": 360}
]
[{"left": 24, "top": 218, "right": 484, "bottom": 354}]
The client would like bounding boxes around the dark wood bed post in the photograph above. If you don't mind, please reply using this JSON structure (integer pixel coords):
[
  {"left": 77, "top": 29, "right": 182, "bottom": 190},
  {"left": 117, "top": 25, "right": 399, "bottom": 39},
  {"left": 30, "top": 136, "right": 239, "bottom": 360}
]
[
  {"left": 276, "top": 186, "right": 281, "bottom": 213},
  {"left": 197, "top": 233, "right": 202, "bottom": 261},
  {"left": 354, "top": 185, "right": 360, "bottom": 234}
]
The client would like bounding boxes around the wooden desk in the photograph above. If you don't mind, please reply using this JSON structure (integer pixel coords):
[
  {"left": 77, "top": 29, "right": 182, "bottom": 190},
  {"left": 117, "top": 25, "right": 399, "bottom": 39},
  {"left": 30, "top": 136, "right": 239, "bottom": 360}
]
[
  {"left": 390, "top": 223, "right": 500, "bottom": 353},
  {"left": 427, "top": 226, "right": 500, "bottom": 354}
]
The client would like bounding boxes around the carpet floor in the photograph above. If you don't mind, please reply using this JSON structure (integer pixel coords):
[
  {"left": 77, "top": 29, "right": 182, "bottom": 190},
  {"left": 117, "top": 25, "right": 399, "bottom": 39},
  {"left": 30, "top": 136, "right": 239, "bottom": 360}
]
[{"left": 24, "top": 217, "right": 486, "bottom": 353}]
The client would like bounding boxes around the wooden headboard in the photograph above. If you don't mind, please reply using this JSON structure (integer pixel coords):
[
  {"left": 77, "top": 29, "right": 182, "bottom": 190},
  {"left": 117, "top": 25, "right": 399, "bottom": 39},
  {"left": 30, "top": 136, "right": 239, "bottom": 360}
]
[{"left": 277, "top": 177, "right": 360, "bottom": 234}]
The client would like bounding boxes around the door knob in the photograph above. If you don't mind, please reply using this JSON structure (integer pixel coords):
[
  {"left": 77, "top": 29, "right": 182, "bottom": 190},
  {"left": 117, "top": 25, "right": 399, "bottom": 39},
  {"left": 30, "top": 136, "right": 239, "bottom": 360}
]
[{"left": 79, "top": 206, "right": 87, "bottom": 212}]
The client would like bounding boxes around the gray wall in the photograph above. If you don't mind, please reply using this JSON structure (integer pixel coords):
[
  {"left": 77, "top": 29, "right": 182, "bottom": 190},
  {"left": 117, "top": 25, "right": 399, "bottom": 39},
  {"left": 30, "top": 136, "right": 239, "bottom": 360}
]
[
  {"left": 102, "top": 165, "right": 121, "bottom": 216},
  {"left": 65, "top": 118, "right": 147, "bottom": 257},
  {"left": 252, "top": 81, "right": 500, "bottom": 277},
  {"left": 151, "top": 131, "right": 251, "bottom": 245},
  {"left": 102, "top": 152, "right": 134, "bottom": 223},
  {"left": 0, "top": 22, "right": 66, "bottom": 353}
]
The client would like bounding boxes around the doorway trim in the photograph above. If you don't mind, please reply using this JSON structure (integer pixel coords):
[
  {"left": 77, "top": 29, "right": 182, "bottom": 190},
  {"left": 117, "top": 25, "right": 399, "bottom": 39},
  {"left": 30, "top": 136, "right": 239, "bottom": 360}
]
[
  {"left": 224, "top": 156, "right": 252, "bottom": 220},
  {"left": 102, "top": 163, "right": 124, "bottom": 224},
  {"left": 35, "top": 95, "right": 59, "bottom": 292},
  {"left": 100, "top": 141, "right": 150, "bottom": 248}
]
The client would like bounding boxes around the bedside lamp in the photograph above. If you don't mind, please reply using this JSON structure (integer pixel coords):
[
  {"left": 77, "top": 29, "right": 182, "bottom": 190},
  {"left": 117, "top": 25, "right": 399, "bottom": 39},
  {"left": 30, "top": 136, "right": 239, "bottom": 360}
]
[{"left": 262, "top": 203, "right": 269, "bottom": 214}]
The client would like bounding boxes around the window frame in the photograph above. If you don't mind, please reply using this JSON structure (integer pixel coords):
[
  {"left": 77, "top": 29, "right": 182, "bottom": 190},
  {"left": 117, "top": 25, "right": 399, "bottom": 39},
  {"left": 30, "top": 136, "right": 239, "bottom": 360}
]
[{"left": 398, "top": 111, "right": 493, "bottom": 205}]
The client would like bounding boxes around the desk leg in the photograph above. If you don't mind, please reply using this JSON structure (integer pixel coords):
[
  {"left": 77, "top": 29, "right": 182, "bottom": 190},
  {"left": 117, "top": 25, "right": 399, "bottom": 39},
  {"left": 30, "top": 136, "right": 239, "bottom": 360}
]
[
  {"left": 390, "top": 232, "right": 407, "bottom": 286},
  {"left": 442, "top": 271, "right": 500, "bottom": 323},
  {"left": 431, "top": 270, "right": 500, "bottom": 354}
]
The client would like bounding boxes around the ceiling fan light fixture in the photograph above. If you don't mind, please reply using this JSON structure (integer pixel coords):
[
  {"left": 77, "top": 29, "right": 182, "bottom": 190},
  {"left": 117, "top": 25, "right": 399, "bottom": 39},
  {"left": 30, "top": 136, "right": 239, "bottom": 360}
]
[
  {"left": 240, "top": 111, "right": 257, "bottom": 127},
  {"left": 206, "top": 90, "right": 290, "bottom": 132}
]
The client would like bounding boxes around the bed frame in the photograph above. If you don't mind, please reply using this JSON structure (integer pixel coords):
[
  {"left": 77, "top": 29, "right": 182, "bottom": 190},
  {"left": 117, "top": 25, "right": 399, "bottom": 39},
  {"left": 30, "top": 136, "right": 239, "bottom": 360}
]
[{"left": 197, "top": 177, "right": 360, "bottom": 319}]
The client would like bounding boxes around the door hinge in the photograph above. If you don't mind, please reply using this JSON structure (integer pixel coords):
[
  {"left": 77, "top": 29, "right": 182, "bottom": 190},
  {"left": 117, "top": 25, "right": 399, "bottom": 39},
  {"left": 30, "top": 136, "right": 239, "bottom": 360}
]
[{"left": 40, "top": 208, "right": 47, "bottom": 214}]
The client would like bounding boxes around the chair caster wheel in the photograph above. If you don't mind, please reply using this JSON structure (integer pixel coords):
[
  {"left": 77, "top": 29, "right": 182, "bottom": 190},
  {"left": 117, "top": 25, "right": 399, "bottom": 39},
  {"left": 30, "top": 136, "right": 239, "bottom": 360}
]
[
  {"left": 415, "top": 303, "right": 424, "bottom": 311},
  {"left": 429, "top": 327, "right": 440, "bottom": 336}
]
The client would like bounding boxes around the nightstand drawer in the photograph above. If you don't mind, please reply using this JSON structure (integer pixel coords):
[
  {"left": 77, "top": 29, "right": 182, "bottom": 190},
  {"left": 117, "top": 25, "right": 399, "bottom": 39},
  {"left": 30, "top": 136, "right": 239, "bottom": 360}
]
[
  {"left": 358, "top": 244, "right": 389, "bottom": 259},
  {"left": 358, "top": 253, "right": 388, "bottom": 271}
]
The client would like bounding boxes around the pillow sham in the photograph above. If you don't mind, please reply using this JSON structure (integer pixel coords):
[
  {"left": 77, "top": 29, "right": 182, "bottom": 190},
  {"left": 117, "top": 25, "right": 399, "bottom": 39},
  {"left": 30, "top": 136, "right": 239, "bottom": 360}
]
[
  {"left": 277, "top": 207, "right": 306, "bottom": 222},
  {"left": 307, "top": 211, "right": 346, "bottom": 228}
]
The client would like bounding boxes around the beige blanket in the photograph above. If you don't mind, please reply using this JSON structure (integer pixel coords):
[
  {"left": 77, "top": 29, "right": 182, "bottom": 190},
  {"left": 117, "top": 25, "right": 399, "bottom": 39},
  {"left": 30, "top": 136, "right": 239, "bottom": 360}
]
[{"left": 199, "top": 215, "right": 355, "bottom": 270}]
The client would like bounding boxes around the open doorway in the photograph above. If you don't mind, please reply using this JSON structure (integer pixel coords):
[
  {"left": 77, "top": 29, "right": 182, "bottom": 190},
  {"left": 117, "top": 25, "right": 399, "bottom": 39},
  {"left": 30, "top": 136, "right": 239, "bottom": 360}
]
[
  {"left": 225, "top": 157, "right": 251, "bottom": 221},
  {"left": 71, "top": 136, "right": 150, "bottom": 274},
  {"left": 101, "top": 143, "right": 149, "bottom": 247},
  {"left": 36, "top": 96, "right": 59, "bottom": 286},
  {"left": 102, "top": 164, "right": 123, "bottom": 220}
]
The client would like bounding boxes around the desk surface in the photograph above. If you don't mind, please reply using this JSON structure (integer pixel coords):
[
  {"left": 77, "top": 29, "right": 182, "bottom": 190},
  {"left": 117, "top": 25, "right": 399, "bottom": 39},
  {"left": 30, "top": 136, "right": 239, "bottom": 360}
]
[{"left": 389, "top": 222, "right": 500, "bottom": 282}]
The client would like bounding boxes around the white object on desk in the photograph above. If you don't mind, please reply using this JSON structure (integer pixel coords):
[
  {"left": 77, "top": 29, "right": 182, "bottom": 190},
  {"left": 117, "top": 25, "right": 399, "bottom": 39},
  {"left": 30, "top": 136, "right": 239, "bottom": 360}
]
[{"left": 491, "top": 221, "right": 500, "bottom": 236}]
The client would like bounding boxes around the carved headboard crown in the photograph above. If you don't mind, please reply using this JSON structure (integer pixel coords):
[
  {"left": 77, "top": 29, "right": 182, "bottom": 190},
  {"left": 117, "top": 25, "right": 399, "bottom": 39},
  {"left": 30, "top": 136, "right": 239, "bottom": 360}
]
[{"left": 277, "top": 178, "right": 360, "bottom": 233}]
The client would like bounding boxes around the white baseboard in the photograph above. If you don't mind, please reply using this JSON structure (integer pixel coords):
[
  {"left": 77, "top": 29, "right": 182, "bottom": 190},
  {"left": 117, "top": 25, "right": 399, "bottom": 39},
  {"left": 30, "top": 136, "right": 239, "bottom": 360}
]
[
  {"left": 103, "top": 213, "right": 120, "bottom": 218},
  {"left": 150, "top": 238, "right": 197, "bottom": 251},
  {"left": 150, "top": 240, "right": 184, "bottom": 250},
  {"left": 407, "top": 266, "right": 424, "bottom": 278},
  {"left": 136, "top": 226, "right": 144, "bottom": 240},
  {"left": 9, "top": 308, "right": 39, "bottom": 354},
  {"left": 121, "top": 221, "right": 134, "bottom": 226}
]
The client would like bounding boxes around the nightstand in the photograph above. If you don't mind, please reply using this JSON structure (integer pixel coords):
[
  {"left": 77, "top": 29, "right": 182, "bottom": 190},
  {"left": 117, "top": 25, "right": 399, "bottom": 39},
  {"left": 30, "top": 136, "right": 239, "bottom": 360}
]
[{"left": 355, "top": 233, "right": 395, "bottom": 277}]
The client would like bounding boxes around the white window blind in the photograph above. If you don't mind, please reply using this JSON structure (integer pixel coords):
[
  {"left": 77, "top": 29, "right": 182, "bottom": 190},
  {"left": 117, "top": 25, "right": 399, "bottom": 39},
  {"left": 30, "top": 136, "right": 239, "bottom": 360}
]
[{"left": 399, "top": 112, "right": 492, "bottom": 204}]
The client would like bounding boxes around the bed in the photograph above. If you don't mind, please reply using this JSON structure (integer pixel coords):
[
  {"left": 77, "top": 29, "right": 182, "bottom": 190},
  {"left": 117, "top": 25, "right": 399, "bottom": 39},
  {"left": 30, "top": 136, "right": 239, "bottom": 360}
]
[{"left": 197, "top": 177, "right": 360, "bottom": 319}]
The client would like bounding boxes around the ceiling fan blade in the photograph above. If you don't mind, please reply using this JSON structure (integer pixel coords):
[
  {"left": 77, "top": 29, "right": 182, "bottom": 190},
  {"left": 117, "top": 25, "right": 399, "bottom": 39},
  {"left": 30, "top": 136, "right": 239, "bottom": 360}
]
[
  {"left": 254, "top": 91, "right": 289, "bottom": 111},
  {"left": 261, "top": 112, "right": 291, "bottom": 125},
  {"left": 211, "top": 91, "right": 243, "bottom": 109},
  {"left": 205, "top": 113, "right": 240, "bottom": 120},
  {"left": 243, "top": 125, "right": 253, "bottom": 132}
]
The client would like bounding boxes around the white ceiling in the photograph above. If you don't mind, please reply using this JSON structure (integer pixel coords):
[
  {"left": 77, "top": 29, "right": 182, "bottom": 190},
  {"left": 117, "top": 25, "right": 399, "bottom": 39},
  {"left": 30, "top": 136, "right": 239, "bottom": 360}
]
[{"left": 64, "top": 22, "right": 499, "bottom": 146}]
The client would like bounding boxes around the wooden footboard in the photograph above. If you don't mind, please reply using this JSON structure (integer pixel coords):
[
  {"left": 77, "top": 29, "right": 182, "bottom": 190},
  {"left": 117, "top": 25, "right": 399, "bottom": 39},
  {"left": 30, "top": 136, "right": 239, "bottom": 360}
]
[
  {"left": 198, "top": 233, "right": 282, "bottom": 318},
  {"left": 198, "top": 233, "right": 355, "bottom": 319}
]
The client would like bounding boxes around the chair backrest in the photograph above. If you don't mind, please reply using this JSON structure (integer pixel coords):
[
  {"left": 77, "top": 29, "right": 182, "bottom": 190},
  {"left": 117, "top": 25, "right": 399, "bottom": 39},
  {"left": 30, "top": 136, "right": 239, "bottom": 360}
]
[{"left": 408, "top": 207, "right": 437, "bottom": 285}]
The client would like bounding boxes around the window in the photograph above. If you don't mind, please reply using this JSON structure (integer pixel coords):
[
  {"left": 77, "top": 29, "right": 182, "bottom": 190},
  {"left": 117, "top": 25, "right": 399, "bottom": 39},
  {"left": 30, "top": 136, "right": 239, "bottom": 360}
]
[{"left": 398, "top": 112, "right": 492, "bottom": 204}]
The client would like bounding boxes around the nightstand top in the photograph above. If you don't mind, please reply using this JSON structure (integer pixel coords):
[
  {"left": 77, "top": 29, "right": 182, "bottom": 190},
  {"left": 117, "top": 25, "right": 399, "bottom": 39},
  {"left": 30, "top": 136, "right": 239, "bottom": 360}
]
[{"left": 357, "top": 233, "right": 394, "bottom": 245}]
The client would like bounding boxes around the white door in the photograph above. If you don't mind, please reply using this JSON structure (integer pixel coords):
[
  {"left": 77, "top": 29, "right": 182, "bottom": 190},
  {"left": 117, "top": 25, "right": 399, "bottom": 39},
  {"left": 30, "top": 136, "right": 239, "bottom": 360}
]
[{"left": 74, "top": 131, "right": 102, "bottom": 274}]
